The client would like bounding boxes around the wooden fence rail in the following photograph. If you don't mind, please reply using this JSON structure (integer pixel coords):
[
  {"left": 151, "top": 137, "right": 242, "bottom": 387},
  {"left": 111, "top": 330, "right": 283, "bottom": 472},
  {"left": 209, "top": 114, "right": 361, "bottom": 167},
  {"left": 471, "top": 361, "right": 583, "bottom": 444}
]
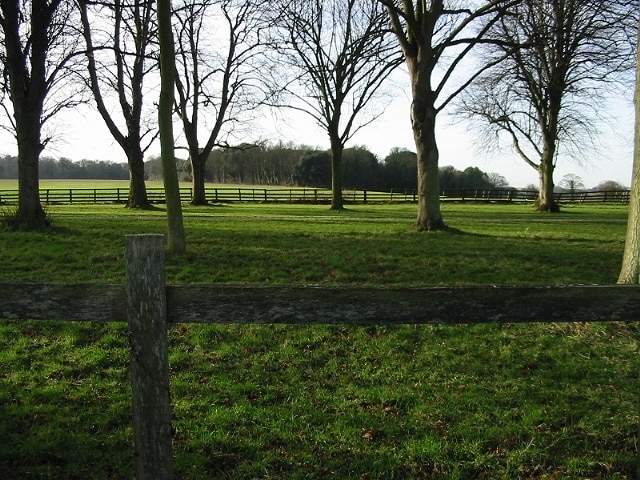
[
  {"left": 0, "top": 187, "right": 632, "bottom": 205},
  {"left": 1, "top": 234, "right": 640, "bottom": 479}
]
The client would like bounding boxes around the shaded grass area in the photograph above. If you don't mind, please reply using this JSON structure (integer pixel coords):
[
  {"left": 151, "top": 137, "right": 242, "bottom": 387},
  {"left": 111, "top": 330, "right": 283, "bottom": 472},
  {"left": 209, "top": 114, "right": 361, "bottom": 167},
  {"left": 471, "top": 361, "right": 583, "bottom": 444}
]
[
  {"left": 0, "top": 203, "right": 628, "bottom": 286},
  {"left": 0, "top": 203, "right": 637, "bottom": 479},
  {"left": 166, "top": 321, "right": 638, "bottom": 479}
]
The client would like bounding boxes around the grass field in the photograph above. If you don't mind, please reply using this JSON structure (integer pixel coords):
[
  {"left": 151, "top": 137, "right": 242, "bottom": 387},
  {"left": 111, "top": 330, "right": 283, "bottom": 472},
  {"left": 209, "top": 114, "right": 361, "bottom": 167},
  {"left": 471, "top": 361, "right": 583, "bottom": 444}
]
[{"left": 0, "top": 203, "right": 638, "bottom": 479}]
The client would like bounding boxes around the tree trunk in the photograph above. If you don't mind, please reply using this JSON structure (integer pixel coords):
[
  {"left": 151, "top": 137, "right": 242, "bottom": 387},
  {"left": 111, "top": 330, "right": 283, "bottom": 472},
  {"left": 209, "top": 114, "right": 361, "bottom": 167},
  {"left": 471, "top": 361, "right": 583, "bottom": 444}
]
[
  {"left": 14, "top": 99, "right": 47, "bottom": 229},
  {"left": 15, "top": 131, "right": 48, "bottom": 230},
  {"left": 413, "top": 109, "right": 444, "bottom": 230},
  {"left": 535, "top": 152, "right": 559, "bottom": 212},
  {"left": 619, "top": 165, "right": 640, "bottom": 283},
  {"left": 190, "top": 153, "right": 208, "bottom": 205},
  {"left": 127, "top": 147, "right": 150, "bottom": 209},
  {"left": 157, "top": 0, "right": 186, "bottom": 254},
  {"left": 329, "top": 135, "right": 344, "bottom": 210},
  {"left": 409, "top": 59, "right": 445, "bottom": 231},
  {"left": 618, "top": 16, "right": 640, "bottom": 284},
  {"left": 2, "top": 0, "right": 51, "bottom": 231}
]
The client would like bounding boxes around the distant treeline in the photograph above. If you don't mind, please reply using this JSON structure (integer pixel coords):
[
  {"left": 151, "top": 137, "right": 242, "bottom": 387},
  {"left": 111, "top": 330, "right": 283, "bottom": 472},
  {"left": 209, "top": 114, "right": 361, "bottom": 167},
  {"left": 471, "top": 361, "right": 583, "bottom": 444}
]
[
  {"left": 0, "top": 155, "right": 130, "bottom": 180},
  {"left": 1, "top": 145, "right": 626, "bottom": 193},
  {"left": 196, "top": 144, "right": 511, "bottom": 191},
  {"left": 1, "top": 145, "right": 511, "bottom": 191}
]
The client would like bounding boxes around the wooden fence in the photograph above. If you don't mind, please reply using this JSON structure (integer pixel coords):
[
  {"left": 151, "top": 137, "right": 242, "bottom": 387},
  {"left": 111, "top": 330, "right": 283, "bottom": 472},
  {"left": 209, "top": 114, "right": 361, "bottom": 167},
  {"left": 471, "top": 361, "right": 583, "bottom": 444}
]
[
  {"left": 0, "top": 187, "right": 631, "bottom": 205},
  {"left": 2, "top": 234, "right": 640, "bottom": 479}
]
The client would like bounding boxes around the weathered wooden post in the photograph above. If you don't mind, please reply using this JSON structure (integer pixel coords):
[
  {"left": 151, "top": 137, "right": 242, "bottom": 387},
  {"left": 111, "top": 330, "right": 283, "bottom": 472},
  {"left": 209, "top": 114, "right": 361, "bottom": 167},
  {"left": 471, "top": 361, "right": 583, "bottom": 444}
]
[{"left": 126, "top": 234, "right": 174, "bottom": 480}]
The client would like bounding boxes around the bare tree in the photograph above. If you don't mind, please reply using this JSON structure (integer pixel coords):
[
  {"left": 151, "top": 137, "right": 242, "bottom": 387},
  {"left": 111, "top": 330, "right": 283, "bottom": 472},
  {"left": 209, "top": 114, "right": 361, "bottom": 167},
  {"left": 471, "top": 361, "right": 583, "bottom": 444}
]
[
  {"left": 458, "top": 0, "right": 637, "bottom": 212},
  {"left": 272, "top": 0, "right": 401, "bottom": 210},
  {"left": 618, "top": 12, "right": 640, "bottom": 284},
  {"left": 173, "top": 0, "right": 269, "bottom": 205},
  {"left": 78, "top": 0, "right": 158, "bottom": 208},
  {"left": 559, "top": 173, "right": 584, "bottom": 192},
  {"left": 0, "top": 0, "right": 85, "bottom": 230},
  {"left": 381, "top": 0, "right": 518, "bottom": 230}
]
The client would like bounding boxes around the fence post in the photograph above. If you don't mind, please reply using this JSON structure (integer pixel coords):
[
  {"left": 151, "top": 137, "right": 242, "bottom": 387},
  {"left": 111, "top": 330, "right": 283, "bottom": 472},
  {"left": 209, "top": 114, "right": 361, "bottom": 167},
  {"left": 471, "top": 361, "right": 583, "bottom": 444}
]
[{"left": 125, "top": 234, "right": 174, "bottom": 480}]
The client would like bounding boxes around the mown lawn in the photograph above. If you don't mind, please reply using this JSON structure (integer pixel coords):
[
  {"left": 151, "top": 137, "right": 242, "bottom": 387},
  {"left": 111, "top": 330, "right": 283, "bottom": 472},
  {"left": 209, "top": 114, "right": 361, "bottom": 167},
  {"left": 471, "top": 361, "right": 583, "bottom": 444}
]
[{"left": 0, "top": 203, "right": 637, "bottom": 479}]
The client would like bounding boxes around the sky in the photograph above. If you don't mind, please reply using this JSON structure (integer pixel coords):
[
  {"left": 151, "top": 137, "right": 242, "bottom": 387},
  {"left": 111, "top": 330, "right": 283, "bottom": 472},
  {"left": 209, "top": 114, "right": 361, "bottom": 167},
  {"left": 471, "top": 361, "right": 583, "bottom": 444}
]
[{"left": 0, "top": 80, "right": 635, "bottom": 190}]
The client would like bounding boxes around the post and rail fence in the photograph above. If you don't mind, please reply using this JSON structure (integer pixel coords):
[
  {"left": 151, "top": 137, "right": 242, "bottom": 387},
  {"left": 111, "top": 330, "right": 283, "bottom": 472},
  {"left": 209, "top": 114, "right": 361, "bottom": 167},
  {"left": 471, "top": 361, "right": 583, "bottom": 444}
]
[
  {"left": 0, "top": 186, "right": 631, "bottom": 205},
  {"left": 1, "top": 234, "right": 640, "bottom": 479}
]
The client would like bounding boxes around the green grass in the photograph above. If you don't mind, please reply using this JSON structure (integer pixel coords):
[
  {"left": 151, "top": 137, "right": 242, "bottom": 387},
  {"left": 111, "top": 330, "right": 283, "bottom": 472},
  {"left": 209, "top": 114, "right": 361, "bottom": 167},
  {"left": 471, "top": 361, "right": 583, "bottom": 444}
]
[{"left": 0, "top": 203, "right": 638, "bottom": 479}]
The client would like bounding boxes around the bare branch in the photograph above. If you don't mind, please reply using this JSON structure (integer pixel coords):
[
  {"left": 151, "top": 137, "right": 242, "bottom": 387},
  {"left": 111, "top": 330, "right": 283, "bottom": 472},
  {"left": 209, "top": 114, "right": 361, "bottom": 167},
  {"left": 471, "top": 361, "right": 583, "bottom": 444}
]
[{"left": 456, "top": 0, "right": 637, "bottom": 211}]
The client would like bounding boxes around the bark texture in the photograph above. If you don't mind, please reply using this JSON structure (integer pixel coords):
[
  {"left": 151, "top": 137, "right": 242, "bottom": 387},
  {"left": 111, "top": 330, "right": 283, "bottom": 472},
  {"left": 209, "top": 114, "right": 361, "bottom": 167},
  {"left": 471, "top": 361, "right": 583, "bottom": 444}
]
[
  {"left": 157, "top": 0, "right": 186, "bottom": 253},
  {"left": 618, "top": 15, "right": 640, "bottom": 284},
  {"left": 535, "top": 156, "right": 559, "bottom": 212},
  {"left": 409, "top": 56, "right": 445, "bottom": 230},
  {"left": 330, "top": 133, "right": 345, "bottom": 210}
]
